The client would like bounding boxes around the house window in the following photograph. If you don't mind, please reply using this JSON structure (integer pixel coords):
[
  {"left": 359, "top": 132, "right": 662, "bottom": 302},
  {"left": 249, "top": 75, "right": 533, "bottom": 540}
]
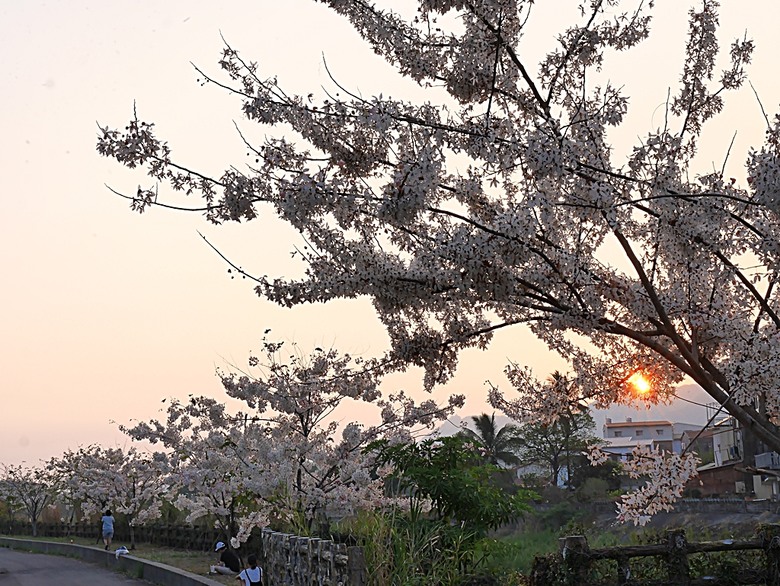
[
  {"left": 636, "top": 430, "right": 644, "bottom": 437},
  {"left": 614, "top": 430, "right": 623, "bottom": 437},
  {"left": 656, "top": 429, "right": 664, "bottom": 436}
]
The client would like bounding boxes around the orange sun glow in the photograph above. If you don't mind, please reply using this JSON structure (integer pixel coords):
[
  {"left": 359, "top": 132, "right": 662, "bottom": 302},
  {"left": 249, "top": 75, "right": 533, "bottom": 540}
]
[{"left": 628, "top": 371, "right": 652, "bottom": 395}]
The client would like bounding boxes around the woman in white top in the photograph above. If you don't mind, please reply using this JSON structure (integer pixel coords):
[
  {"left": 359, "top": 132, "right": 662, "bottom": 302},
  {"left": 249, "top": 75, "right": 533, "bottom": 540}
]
[{"left": 236, "top": 553, "right": 263, "bottom": 586}]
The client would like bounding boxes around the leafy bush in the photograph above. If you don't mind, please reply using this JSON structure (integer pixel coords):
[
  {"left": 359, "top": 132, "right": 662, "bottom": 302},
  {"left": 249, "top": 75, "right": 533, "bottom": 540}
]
[
  {"left": 349, "top": 436, "right": 537, "bottom": 584},
  {"left": 536, "top": 501, "right": 584, "bottom": 532},
  {"left": 369, "top": 436, "right": 534, "bottom": 536},
  {"left": 576, "top": 478, "right": 611, "bottom": 502}
]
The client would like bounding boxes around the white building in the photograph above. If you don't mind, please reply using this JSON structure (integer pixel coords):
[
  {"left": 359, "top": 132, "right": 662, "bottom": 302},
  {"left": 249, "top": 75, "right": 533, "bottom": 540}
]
[{"left": 602, "top": 417, "right": 703, "bottom": 460}]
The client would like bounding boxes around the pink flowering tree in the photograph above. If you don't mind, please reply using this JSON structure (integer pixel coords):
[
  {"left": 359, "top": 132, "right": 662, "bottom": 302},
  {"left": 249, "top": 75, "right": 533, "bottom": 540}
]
[
  {"left": 98, "top": 1, "right": 780, "bottom": 522},
  {"left": 0, "top": 463, "right": 56, "bottom": 537},
  {"left": 49, "top": 445, "right": 171, "bottom": 548},
  {"left": 46, "top": 451, "right": 85, "bottom": 528},
  {"left": 127, "top": 398, "right": 260, "bottom": 548},
  {"left": 123, "top": 338, "right": 463, "bottom": 544},
  {"left": 170, "top": 438, "right": 253, "bottom": 548}
]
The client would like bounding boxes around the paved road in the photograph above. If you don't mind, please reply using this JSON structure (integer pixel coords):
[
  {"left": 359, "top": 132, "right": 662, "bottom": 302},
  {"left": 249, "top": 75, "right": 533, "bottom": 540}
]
[{"left": 0, "top": 548, "right": 149, "bottom": 585}]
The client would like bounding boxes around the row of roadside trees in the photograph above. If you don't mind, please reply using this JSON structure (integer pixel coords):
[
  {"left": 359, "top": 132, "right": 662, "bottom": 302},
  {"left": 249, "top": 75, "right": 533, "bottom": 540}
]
[
  {"left": 0, "top": 347, "right": 609, "bottom": 584},
  {"left": 0, "top": 339, "right": 528, "bottom": 561},
  {"left": 1, "top": 446, "right": 170, "bottom": 546},
  {"left": 0, "top": 409, "right": 608, "bottom": 544}
]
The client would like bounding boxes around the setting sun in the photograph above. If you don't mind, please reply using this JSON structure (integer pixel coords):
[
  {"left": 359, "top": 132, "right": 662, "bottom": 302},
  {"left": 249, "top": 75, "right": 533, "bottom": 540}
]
[{"left": 628, "top": 371, "right": 652, "bottom": 395}]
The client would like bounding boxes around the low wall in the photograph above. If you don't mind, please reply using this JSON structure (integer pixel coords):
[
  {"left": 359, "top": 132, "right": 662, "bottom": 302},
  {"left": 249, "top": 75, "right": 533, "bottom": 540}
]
[
  {"left": 0, "top": 537, "right": 223, "bottom": 586},
  {"left": 589, "top": 497, "right": 780, "bottom": 515},
  {"left": 675, "top": 498, "right": 779, "bottom": 514},
  {"left": 261, "top": 528, "right": 366, "bottom": 586}
]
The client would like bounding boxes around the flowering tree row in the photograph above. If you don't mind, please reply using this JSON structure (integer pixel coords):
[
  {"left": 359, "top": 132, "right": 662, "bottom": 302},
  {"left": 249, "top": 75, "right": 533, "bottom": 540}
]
[
  {"left": 0, "top": 448, "right": 171, "bottom": 544},
  {"left": 47, "top": 445, "right": 170, "bottom": 548},
  {"left": 1, "top": 338, "right": 464, "bottom": 546}
]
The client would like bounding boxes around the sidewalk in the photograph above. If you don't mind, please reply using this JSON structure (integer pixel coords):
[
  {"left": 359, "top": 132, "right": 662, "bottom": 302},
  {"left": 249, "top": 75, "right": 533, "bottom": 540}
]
[{"left": 0, "top": 537, "right": 225, "bottom": 586}]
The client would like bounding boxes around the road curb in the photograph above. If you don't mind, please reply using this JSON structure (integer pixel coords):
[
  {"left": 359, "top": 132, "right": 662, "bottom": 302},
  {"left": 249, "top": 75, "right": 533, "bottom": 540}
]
[{"left": 0, "top": 537, "right": 225, "bottom": 586}]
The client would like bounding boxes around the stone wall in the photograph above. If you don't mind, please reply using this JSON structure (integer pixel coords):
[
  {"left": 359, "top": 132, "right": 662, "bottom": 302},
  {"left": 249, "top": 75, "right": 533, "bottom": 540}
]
[{"left": 261, "top": 528, "right": 366, "bottom": 586}]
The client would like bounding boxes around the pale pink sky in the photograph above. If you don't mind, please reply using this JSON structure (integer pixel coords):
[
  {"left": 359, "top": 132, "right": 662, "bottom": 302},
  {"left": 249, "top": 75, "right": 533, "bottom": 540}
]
[{"left": 1, "top": 1, "right": 778, "bottom": 465}]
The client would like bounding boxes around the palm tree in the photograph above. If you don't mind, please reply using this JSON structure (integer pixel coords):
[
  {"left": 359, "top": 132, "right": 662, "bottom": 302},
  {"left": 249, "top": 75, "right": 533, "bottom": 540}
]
[{"left": 460, "top": 413, "right": 523, "bottom": 467}]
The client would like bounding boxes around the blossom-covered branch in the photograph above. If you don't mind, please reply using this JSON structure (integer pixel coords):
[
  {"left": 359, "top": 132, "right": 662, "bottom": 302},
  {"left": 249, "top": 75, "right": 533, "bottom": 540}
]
[{"left": 98, "top": 0, "right": 780, "bottom": 522}]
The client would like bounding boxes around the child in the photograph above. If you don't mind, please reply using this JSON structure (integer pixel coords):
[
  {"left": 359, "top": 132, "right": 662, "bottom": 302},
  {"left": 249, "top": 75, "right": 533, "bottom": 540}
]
[
  {"left": 236, "top": 553, "right": 263, "bottom": 585},
  {"left": 101, "top": 510, "right": 115, "bottom": 551}
]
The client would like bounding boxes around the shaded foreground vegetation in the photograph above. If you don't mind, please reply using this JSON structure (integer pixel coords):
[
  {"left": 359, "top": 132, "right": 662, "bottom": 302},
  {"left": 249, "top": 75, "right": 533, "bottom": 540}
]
[
  {"left": 325, "top": 496, "right": 780, "bottom": 585},
  {"left": 4, "top": 500, "right": 780, "bottom": 586}
]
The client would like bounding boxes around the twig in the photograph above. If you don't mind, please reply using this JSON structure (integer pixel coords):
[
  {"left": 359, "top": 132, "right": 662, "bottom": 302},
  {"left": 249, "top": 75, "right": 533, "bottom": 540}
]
[
  {"left": 749, "top": 81, "right": 772, "bottom": 131},
  {"left": 720, "top": 130, "right": 737, "bottom": 176},
  {"left": 198, "top": 232, "right": 263, "bottom": 284},
  {"left": 105, "top": 184, "right": 215, "bottom": 213}
]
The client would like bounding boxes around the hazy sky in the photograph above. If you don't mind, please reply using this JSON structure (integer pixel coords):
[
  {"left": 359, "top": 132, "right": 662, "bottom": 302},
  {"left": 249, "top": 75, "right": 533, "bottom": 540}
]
[{"left": 2, "top": 1, "right": 778, "bottom": 466}]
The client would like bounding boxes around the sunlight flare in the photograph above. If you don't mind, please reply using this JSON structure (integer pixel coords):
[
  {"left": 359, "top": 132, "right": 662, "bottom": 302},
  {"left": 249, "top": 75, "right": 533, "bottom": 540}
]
[{"left": 628, "top": 371, "right": 652, "bottom": 396}]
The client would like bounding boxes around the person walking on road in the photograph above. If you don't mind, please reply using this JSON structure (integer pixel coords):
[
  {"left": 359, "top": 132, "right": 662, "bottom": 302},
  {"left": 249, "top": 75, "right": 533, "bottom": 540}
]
[{"left": 101, "top": 510, "right": 115, "bottom": 551}]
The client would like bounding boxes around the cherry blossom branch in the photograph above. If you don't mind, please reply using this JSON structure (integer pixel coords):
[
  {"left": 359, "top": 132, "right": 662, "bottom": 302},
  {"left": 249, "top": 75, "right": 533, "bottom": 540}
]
[
  {"left": 544, "top": 0, "right": 604, "bottom": 107},
  {"left": 105, "top": 184, "right": 217, "bottom": 213},
  {"left": 198, "top": 232, "right": 262, "bottom": 284},
  {"left": 466, "top": 3, "right": 549, "bottom": 118}
]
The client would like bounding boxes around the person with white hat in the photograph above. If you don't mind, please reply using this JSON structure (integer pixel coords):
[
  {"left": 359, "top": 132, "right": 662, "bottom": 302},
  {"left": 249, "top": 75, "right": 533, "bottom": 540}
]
[{"left": 209, "top": 541, "right": 241, "bottom": 575}]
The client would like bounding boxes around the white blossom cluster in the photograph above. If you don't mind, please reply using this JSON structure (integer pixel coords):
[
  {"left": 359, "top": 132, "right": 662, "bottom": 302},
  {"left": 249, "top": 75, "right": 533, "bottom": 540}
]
[
  {"left": 0, "top": 464, "right": 55, "bottom": 533},
  {"left": 99, "top": 1, "right": 780, "bottom": 523},
  {"left": 122, "top": 337, "right": 461, "bottom": 543},
  {"left": 48, "top": 446, "right": 171, "bottom": 528},
  {"left": 588, "top": 445, "right": 700, "bottom": 526}
]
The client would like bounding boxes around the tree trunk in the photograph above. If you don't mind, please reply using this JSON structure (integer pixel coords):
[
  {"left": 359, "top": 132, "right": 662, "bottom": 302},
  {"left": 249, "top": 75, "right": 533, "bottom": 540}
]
[
  {"left": 551, "top": 456, "right": 560, "bottom": 487},
  {"left": 701, "top": 378, "right": 780, "bottom": 456}
]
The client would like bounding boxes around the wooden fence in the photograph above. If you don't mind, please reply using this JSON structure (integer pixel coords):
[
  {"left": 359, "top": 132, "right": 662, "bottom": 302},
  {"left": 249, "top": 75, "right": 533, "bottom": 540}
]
[{"left": 531, "top": 525, "right": 780, "bottom": 586}]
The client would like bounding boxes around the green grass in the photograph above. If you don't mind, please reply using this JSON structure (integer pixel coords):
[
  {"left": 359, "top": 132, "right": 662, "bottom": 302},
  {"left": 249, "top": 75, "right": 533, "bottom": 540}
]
[
  {"left": 486, "top": 529, "right": 560, "bottom": 574},
  {"left": 478, "top": 529, "right": 622, "bottom": 577}
]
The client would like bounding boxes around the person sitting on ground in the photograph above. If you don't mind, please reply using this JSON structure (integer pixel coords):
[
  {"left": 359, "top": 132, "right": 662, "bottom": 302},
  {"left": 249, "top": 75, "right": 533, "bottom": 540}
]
[
  {"left": 210, "top": 541, "right": 241, "bottom": 575},
  {"left": 101, "top": 510, "right": 115, "bottom": 551},
  {"left": 236, "top": 553, "right": 263, "bottom": 586}
]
